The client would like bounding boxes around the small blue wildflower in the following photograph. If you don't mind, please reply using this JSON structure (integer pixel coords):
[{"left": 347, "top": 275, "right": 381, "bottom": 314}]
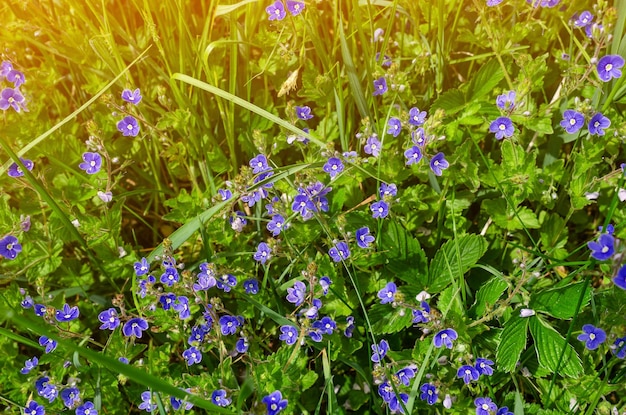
[
  {"left": 250, "top": 154, "right": 270, "bottom": 174},
  {"left": 39, "top": 336, "right": 57, "bottom": 353},
  {"left": 254, "top": 242, "right": 272, "bottom": 264},
  {"left": 560, "top": 110, "right": 585, "bottom": 133},
  {"left": 378, "top": 382, "right": 393, "bottom": 402},
  {"left": 0, "top": 235, "right": 21, "bottom": 260},
  {"left": 364, "top": 135, "right": 381, "bottom": 157},
  {"left": 375, "top": 52, "right": 392, "bottom": 67},
  {"left": 134, "top": 257, "right": 150, "bottom": 276},
  {"left": 497, "top": 407, "right": 514, "bottom": 415},
  {"left": 20, "top": 356, "right": 38, "bottom": 375},
  {"left": 574, "top": 11, "right": 593, "bottom": 27},
  {"left": 121, "top": 88, "right": 142, "bottom": 105},
  {"left": 313, "top": 316, "right": 336, "bottom": 335},
  {"left": 286, "top": 281, "right": 307, "bottom": 306},
  {"left": 387, "top": 117, "right": 402, "bottom": 137},
  {"left": 235, "top": 337, "right": 249, "bottom": 353},
  {"left": 371, "top": 339, "right": 389, "bottom": 363},
  {"left": 34, "top": 304, "right": 46, "bottom": 317},
  {"left": 55, "top": 304, "right": 79, "bottom": 322},
  {"left": 139, "top": 391, "right": 156, "bottom": 412},
  {"left": 373, "top": 77, "right": 387, "bottom": 96},
  {"left": 328, "top": 241, "right": 350, "bottom": 262},
  {"left": 218, "top": 188, "right": 232, "bottom": 201},
  {"left": 262, "top": 391, "right": 288, "bottom": 415},
  {"left": 614, "top": 264, "right": 626, "bottom": 290},
  {"left": 78, "top": 152, "right": 102, "bottom": 174},
  {"left": 303, "top": 298, "right": 322, "bottom": 319},
  {"left": 487, "top": 0, "right": 504, "bottom": 6},
  {"left": 457, "top": 364, "right": 480, "bottom": 384},
  {"left": 613, "top": 337, "right": 626, "bottom": 358},
  {"left": 244, "top": 279, "right": 259, "bottom": 294},
  {"left": 588, "top": 113, "right": 610, "bottom": 136},
  {"left": 408, "top": 107, "right": 427, "bottom": 126},
  {"left": 219, "top": 315, "right": 241, "bottom": 336},
  {"left": 379, "top": 182, "right": 397, "bottom": 198},
  {"left": 388, "top": 392, "right": 409, "bottom": 413},
  {"left": 182, "top": 346, "right": 202, "bottom": 365},
  {"left": 295, "top": 105, "right": 313, "bottom": 120},
  {"left": 395, "top": 366, "right": 416, "bottom": 386},
  {"left": 98, "top": 308, "right": 120, "bottom": 330},
  {"left": 279, "top": 325, "right": 299, "bottom": 345},
  {"left": 412, "top": 301, "right": 431, "bottom": 324},
  {"left": 173, "top": 296, "right": 191, "bottom": 320},
  {"left": 160, "top": 266, "right": 179, "bottom": 286},
  {"left": 420, "top": 383, "right": 438, "bottom": 405},
  {"left": 286, "top": 0, "right": 305, "bottom": 16},
  {"left": 319, "top": 276, "right": 332, "bottom": 295},
  {"left": 378, "top": 282, "right": 397, "bottom": 304},
  {"left": 433, "top": 328, "right": 458, "bottom": 349},
  {"left": 211, "top": 389, "right": 231, "bottom": 407},
  {"left": 344, "top": 316, "right": 355, "bottom": 337},
  {"left": 370, "top": 200, "right": 389, "bottom": 218},
  {"left": 122, "top": 318, "right": 148, "bottom": 338},
  {"left": 230, "top": 211, "right": 247, "bottom": 232},
  {"left": 60, "top": 386, "right": 80, "bottom": 409},
  {"left": 496, "top": 90, "right": 515, "bottom": 110},
  {"left": 430, "top": 152, "right": 449, "bottom": 176},
  {"left": 475, "top": 358, "right": 494, "bottom": 376},
  {"left": 116, "top": 116, "right": 140, "bottom": 137},
  {"left": 475, "top": 397, "right": 497, "bottom": 415},
  {"left": 355, "top": 227, "right": 375, "bottom": 248},
  {"left": 412, "top": 128, "right": 427, "bottom": 146},
  {"left": 266, "top": 1, "right": 286, "bottom": 20},
  {"left": 76, "top": 401, "right": 98, "bottom": 415},
  {"left": 292, "top": 194, "right": 315, "bottom": 218},
  {"left": 597, "top": 55, "right": 624, "bottom": 82},
  {"left": 0, "top": 87, "right": 26, "bottom": 112},
  {"left": 216, "top": 274, "right": 237, "bottom": 292},
  {"left": 7, "top": 157, "right": 34, "bottom": 177},
  {"left": 21, "top": 295, "right": 33, "bottom": 309},
  {"left": 404, "top": 146, "right": 422, "bottom": 165},
  {"left": 323, "top": 157, "right": 344, "bottom": 179},
  {"left": 577, "top": 324, "right": 606, "bottom": 350},
  {"left": 489, "top": 116, "right": 514, "bottom": 140},
  {"left": 587, "top": 233, "right": 614, "bottom": 260},
  {"left": 24, "top": 401, "right": 45, "bottom": 415},
  {"left": 267, "top": 214, "right": 285, "bottom": 236}
]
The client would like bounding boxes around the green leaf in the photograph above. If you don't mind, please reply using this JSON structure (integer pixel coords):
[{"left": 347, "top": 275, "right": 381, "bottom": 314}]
[
  {"left": 381, "top": 221, "right": 428, "bottom": 285},
  {"left": 430, "top": 89, "right": 465, "bottom": 115},
  {"left": 496, "top": 314, "right": 529, "bottom": 372},
  {"left": 529, "top": 282, "right": 591, "bottom": 319},
  {"left": 428, "top": 234, "right": 487, "bottom": 292},
  {"left": 467, "top": 60, "right": 505, "bottom": 101},
  {"left": 469, "top": 276, "right": 508, "bottom": 318},
  {"left": 368, "top": 304, "right": 413, "bottom": 334},
  {"left": 338, "top": 22, "right": 370, "bottom": 121},
  {"left": 529, "top": 316, "right": 583, "bottom": 377}
]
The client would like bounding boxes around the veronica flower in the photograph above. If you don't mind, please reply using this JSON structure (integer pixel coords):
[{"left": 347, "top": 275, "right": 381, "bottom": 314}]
[
  {"left": 574, "top": 11, "right": 593, "bottom": 27},
  {"left": 7, "top": 158, "right": 34, "bottom": 177},
  {"left": 371, "top": 339, "right": 389, "bottom": 362},
  {"left": 328, "top": 242, "right": 350, "bottom": 262},
  {"left": 597, "top": 55, "right": 624, "bottom": 82},
  {"left": 373, "top": 77, "right": 387, "bottom": 96},
  {"left": 55, "top": 304, "right": 79, "bottom": 322},
  {"left": 433, "top": 328, "right": 458, "bottom": 349},
  {"left": 560, "top": 110, "right": 585, "bottom": 133},
  {"left": 430, "top": 152, "right": 449, "bottom": 176},
  {"left": 78, "top": 152, "right": 102, "bottom": 174},
  {"left": 587, "top": 233, "right": 614, "bottom": 260},
  {"left": 377, "top": 282, "right": 397, "bottom": 304},
  {"left": 266, "top": 1, "right": 286, "bottom": 20},
  {"left": 408, "top": 107, "right": 427, "bottom": 126},
  {"left": 116, "top": 116, "right": 140, "bottom": 137},
  {"left": 355, "top": 227, "right": 375, "bottom": 248},
  {"left": 577, "top": 324, "right": 606, "bottom": 350},
  {"left": 0, "top": 87, "right": 26, "bottom": 112},
  {"left": 420, "top": 383, "right": 438, "bottom": 405},
  {"left": 364, "top": 135, "right": 381, "bottom": 157},
  {"left": 262, "top": 391, "right": 288, "bottom": 415},
  {"left": 489, "top": 116, "right": 514, "bottom": 140},
  {"left": 588, "top": 113, "right": 610, "bottom": 136},
  {"left": 295, "top": 105, "right": 312, "bottom": 120},
  {"left": 121, "top": 88, "right": 142, "bottom": 105},
  {"left": 457, "top": 365, "right": 480, "bottom": 384}
]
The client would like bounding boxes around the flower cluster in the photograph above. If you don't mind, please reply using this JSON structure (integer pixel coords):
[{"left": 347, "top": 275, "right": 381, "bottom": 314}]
[
  {"left": 266, "top": 0, "right": 305, "bottom": 20},
  {"left": 0, "top": 61, "right": 27, "bottom": 112},
  {"left": 560, "top": 110, "right": 611, "bottom": 136}
]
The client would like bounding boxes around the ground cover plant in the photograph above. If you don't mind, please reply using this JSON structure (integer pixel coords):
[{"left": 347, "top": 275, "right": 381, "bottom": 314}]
[{"left": 1, "top": 0, "right": 626, "bottom": 413}]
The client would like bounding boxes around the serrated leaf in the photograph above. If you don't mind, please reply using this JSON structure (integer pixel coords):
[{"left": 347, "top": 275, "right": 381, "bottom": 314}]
[
  {"left": 381, "top": 221, "right": 428, "bottom": 285},
  {"left": 496, "top": 315, "right": 529, "bottom": 372},
  {"left": 529, "top": 282, "right": 591, "bottom": 319},
  {"left": 467, "top": 60, "right": 505, "bottom": 101},
  {"left": 430, "top": 89, "right": 465, "bottom": 115},
  {"left": 470, "top": 277, "right": 508, "bottom": 318},
  {"left": 368, "top": 304, "right": 413, "bottom": 334},
  {"left": 437, "top": 284, "right": 465, "bottom": 321},
  {"left": 529, "top": 316, "right": 583, "bottom": 377},
  {"left": 428, "top": 234, "right": 487, "bottom": 292}
]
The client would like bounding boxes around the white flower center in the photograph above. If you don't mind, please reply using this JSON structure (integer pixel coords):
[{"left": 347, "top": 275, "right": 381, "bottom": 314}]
[
  {"left": 589, "top": 333, "right": 596, "bottom": 340},
  {"left": 570, "top": 118, "right": 576, "bottom": 125},
  {"left": 499, "top": 123, "right": 506, "bottom": 131},
  {"left": 482, "top": 404, "right": 489, "bottom": 410},
  {"left": 434, "top": 160, "right": 439, "bottom": 166},
  {"left": 441, "top": 333, "right": 448, "bottom": 339},
  {"left": 601, "top": 246, "right": 609, "bottom": 253},
  {"left": 127, "top": 124, "right": 133, "bottom": 130},
  {"left": 606, "top": 63, "right": 613, "bottom": 71}
]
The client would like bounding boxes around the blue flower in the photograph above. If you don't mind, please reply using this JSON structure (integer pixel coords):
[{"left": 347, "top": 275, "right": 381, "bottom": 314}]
[
  {"left": 379, "top": 182, "right": 397, "bottom": 198},
  {"left": 395, "top": 366, "right": 416, "bottom": 386},
  {"left": 364, "top": 135, "right": 382, "bottom": 157},
  {"left": 158, "top": 293, "right": 176, "bottom": 310},
  {"left": 267, "top": 214, "right": 285, "bottom": 236},
  {"left": 319, "top": 276, "right": 332, "bottom": 295},
  {"left": 588, "top": 113, "right": 610, "bottom": 136},
  {"left": 160, "top": 266, "right": 179, "bottom": 286},
  {"left": 79, "top": 152, "right": 102, "bottom": 174},
  {"left": 419, "top": 383, "right": 438, "bottom": 405},
  {"left": 20, "top": 356, "right": 38, "bottom": 374},
  {"left": 597, "top": 55, "right": 624, "bottom": 82},
  {"left": 6, "top": 68, "right": 25, "bottom": 87},
  {"left": 286, "top": 0, "right": 305, "bottom": 16},
  {"left": 262, "top": 391, "right": 288, "bottom": 415},
  {"left": 216, "top": 274, "right": 237, "bottom": 292},
  {"left": 76, "top": 401, "right": 98, "bottom": 415},
  {"left": 211, "top": 389, "right": 231, "bottom": 407},
  {"left": 388, "top": 392, "right": 409, "bottom": 413},
  {"left": 613, "top": 264, "right": 626, "bottom": 290},
  {"left": 7, "top": 157, "right": 34, "bottom": 177},
  {"left": 475, "top": 358, "right": 494, "bottom": 376},
  {"left": 328, "top": 241, "right": 350, "bottom": 262},
  {"left": 387, "top": 117, "right": 402, "bottom": 137},
  {"left": 250, "top": 154, "right": 270, "bottom": 173},
  {"left": 408, "top": 107, "right": 427, "bottom": 126},
  {"left": 39, "top": 336, "right": 57, "bottom": 353},
  {"left": 430, "top": 152, "right": 449, "bottom": 176},
  {"left": 412, "top": 301, "right": 431, "bottom": 324},
  {"left": 98, "top": 308, "right": 120, "bottom": 330},
  {"left": 613, "top": 336, "right": 626, "bottom": 358},
  {"left": 0, "top": 235, "right": 21, "bottom": 260},
  {"left": 55, "top": 304, "right": 79, "bottom": 322},
  {"left": 378, "top": 381, "right": 394, "bottom": 402},
  {"left": 370, "top": 200, "right": 389, "bottom": 218},
  {"left": 323, "top": 157, "right": 344, "bottom": 178},
  {"left": 219, "top": 315, "right": 241, "bottom": 335},
  {"left": 173, "top": 296, "right": 191, "bottom": 320},
  {"left": 279, "top": 325, "right": 299, "bottom": 345},
  {"left": 139, "top": 391, "right": 156, "bottom": 412},
  {"left": 373, "top": 77, "right": 388, "bottom": 96},
  {"left": 170, "top": 390, "right": 194, "bottom": 411},
  {"left": 122, "top": 318, "right": 149, "bottom": 338},
  {"left": 378, "top": 282, "right": 397, "bottom": 304},
  {"left": 182, "top": 346, "right": 202, "bottom": 365},
  {"left": 355, "top": 227, "right": 375, "bottom": 248},
  {"left": 489, "top": 116, "right": 514, "bottom": 140},
  {"left": 371, "top": 339, "right": 389, "bottom": 362},
  {"left": 475, "top": 397, "right": 497, "bottom": 415},
  {"left": 560, "top": 110, "right": 585, "bottom": 133},
  {"left": 313, "top": 316, "right": 336, "bottom": 335},
  {"left": 0, "top": 87, "right": 26, "bottom": 112},
  {"left": 412, "top": 128, "right": 427, "bottom": 146},
  {"left": 295, "top": 105, "right": 313, "bottom": 120},
  {"left": 433, "top": 328, "right": 458, "bottom": 349},
  {"left": 244, "top": 279, "right": 259, "bottom": 294},
  {"left": 116, "top": 115, "right": 140, "bottom": 137},
  {"left": 236, "top": 337, "right": 249, "bottom": 353},
  {"left": 577, "top": 324, "right": 606, "bottom": 350},
  {"left": 404, "top": 146, "right": 422, "bottom": 165},
  {"left": 24, "top": 401, "right": 45, "bottom": 415},
  {"left": 292, "top": 194, "right": 315, "bottom": 218},
  {"left": 497, "top": 407, "right": 514, "bottom": 415},
  {"left": 587, "top": 233, "right": 614, "bottom": 260},
  {"left": 266, "top": 1, "right": 286, "bottom": 21},
  {"left": 254, "top": 242, "right": 272, "bottom": 264},
  {"left": 496, "top": 90, "right": 516, "bottom": 110},
  {"left": 61, "top": 386, "right": 80, "bottom": 409},
  {"left": 286, "top": 281, "right": 307, "bottom": 306},
  {"left": 344, "top": 316, "right": 355, "bottom": 337},
  {"left": 34, "top": 304, "right": 46, "bottom": 317},
  {"left": 574, "top": 10, "right": 593, "bottom": 27},
  {"left": 230, "top": 211, "right": 248, "bottom": 232},
  {"left": 457, "top": 364, "right": 480, "bottom": 384},
  {"left": 121, "top": 88, "right": 142, "bottom": 105},
  {"left": 218, "top": 188, "right": 232, "bottom": 201},
  {"left": 134, "top": 257, "right": 150, "bottom": 276}
]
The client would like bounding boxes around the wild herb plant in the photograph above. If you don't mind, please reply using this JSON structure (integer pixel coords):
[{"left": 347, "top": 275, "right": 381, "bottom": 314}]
[{"left": 1, "top": 0, "right": 626, "bottom": 414}]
